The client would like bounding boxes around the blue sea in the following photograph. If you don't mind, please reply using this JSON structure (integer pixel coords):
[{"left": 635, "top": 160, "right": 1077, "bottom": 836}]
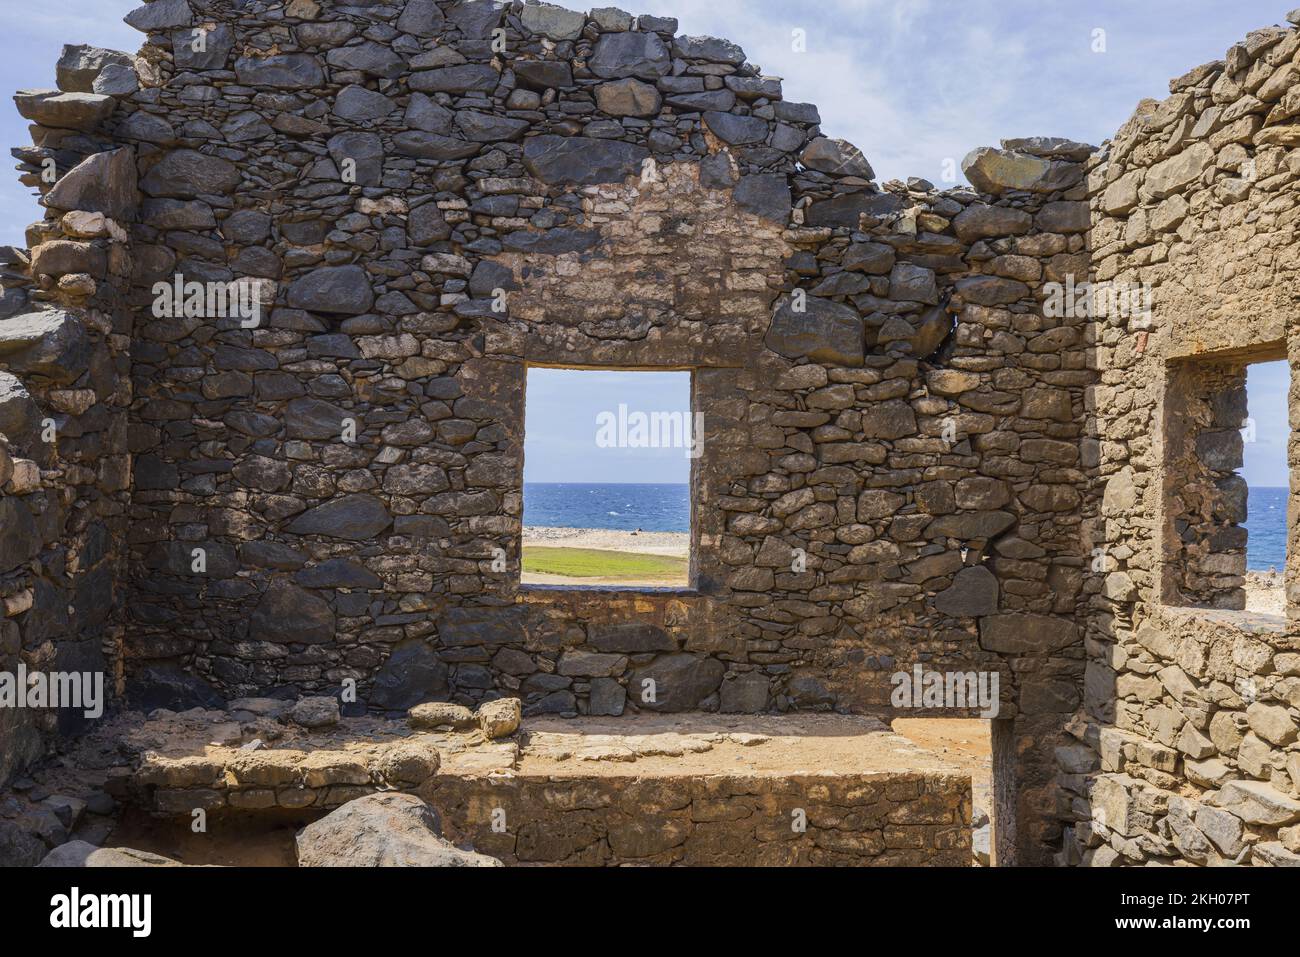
[
  {"left": 524, "top": 483, "right": 689, "bottom": 532},
  {"left": 1246, "top": 486, "right": 1287, "bottom": 571}
]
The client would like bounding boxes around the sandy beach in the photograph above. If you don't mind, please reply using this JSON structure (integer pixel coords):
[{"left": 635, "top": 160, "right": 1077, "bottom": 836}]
[
  {"left": 1245, "top": 570, "right": 1284, "bottom": 615},
  {"left": 522, "top": 526, "right": 689, "bottom": 557}
]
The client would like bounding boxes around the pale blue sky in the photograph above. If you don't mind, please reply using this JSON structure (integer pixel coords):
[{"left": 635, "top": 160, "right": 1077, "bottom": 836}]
[
  {"left": 524, "top": 369, "right": 691, "bottom": 483},
  {"left": 1244, "top": 361, "right": 1289, "bottom": 488}
]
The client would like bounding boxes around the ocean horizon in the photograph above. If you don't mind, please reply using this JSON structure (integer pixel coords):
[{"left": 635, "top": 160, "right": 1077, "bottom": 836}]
[
  {"left": 1246, "top": 485, "right": 1288, "bottom": 571},
  {"left": 524, "top": 482, "right": 689, "bottom": 533}
]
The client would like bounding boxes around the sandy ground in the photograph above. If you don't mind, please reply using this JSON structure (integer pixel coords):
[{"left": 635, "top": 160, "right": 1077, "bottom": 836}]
[
  {"left": 1245, "top": 570, "right": 1285, "bottom": 616},
  {"left": 523, "top": 526, "right": 689, "bottom": 557}
]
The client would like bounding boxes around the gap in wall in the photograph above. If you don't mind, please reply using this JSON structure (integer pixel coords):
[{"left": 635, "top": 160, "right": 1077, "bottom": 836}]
[
  {"left": 1242, "top": 359, "right": 1290, "bottom": 615},
  {"left": 521, "top": 368, "right": 693, "bottom": 589}
]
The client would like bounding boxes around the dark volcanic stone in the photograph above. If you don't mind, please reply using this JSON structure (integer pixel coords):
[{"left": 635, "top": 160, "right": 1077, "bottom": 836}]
[
  {"left": 703, "top": 111, "right": 768, "bottom": 145},
  {"left": 409, "top": 64, "right": 498, "bottom": 93},
  {"left": 512, "top": 59, "right": 573, "bottom": 90},
  {"left": 588, "top": 31, "right": 671, "bottom": 79},
  {"left": 589, "top": 622, "right": 678, "bottom": 653},
  {"left": 125, "top": 662, "right": 226, "bottom": 711},
  {"left": 733, "top": 173, "right": 790, "bottom": 222},
  {"left": 393, "top": 131, "right": 480, "bottom": 160},
  {"left": 628, "top": 654, "right": 725, "bottom": 712},
  {"left": 140, "top": 149, "right": 239, "bottom": 198},
  {"left": 369, "top": 641, "right": 449, "bottom": 710},
  {"left": 933, "top": 565, "right": 1000, "bottom": 617},
  {"left": 438, "top": 606, "right": 526, "bottom": 646},
  {"left": 286, "top": 265, "right": 374, "bottom": 314},
  {"left": 765, "top": 294, "right": 863, "bottom": 366},
  {"left": 249, "top": 581, "right": 335, "bottom": 645},
  {"left": 233, "top": 54, "right": 324, "bottom": 89},
  {"left": 296, "top": 559, "right": 382, "bottom": 589},
  {"left": 522, "top": 135, "right": 649, "bottom": 185},
  {"left": 805, "top": 191, "right": 905, "bottom": 228},
  {"left": 287, "top": 494, "right": 392, "bottom": 540}
]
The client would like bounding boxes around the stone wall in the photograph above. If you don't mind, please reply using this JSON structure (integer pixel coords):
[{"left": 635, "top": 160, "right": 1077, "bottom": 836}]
[
  {"left": 1, "top": 81, "right": 137, "bottom": 784},
  {"left": 1064, "top": 16, "right": 1300, "bottom": 866},
  {"left": 425, "top": 770, "right": 970, "bottom": 866},
  {"left": 1, "top": 0, "right": 1101, "bottom": 864},
  {"left": 19, "top": 0, "right": 1300, "bottom": 868}
]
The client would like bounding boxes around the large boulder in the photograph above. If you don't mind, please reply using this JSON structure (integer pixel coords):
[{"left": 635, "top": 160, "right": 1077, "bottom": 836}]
[
  {"left": 627, "top": 654, "right": 725, "bottom": 712},
  {"left": 44, "top": 148, "right": 139, "bottom": 219},
  {"left": 38, "top": 841, "right": 184, "bottom": 867},
  {"left": 249, "top": 581, "right": 335, "bottom": 645},
  {"left": 295, "top": 793, "right": 502, "bottom": 867},
  {"left": 13, "top": 90, "right": 115, "bottom": 130},
  {"left": 962, "top": 147, "right": 1081, "bottom": 195},
  {"left": 765, "top": 294, "right": 863, "bottom": 366},
  {"left": 286, "top": 493, "right": 392, "bottom": 540},
  {"left": 522, "top": 135, "right": 649, "bottom": 186},
  {"left": 800, "top": 137, "right": 874, "bottom": 179},
  {"left": 587, "top": 31, "right": 671, "bottom": 79},
  {"left": 141, "top": 149, "right": 240, "bottom": 198},
  {"left": 0, "top": 309, "right": 91, "bottom": 384},
  {"left": 286, "top": 265, "right": 374, "bottom": 314},
  {"left": 56, "top": 45, "right": 134, "bottom": 93}
]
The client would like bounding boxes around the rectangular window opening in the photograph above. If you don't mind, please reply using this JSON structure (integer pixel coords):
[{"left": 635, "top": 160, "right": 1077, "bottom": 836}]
[
  {"left": 521, "top": 367, "right": 695, "bottom": 591},
  {"left": 1242, "top": 359, "right": 1289, "bottom": 615},
  {"left": 1162, "top": 350, "right": 1289, "bottom": 617}
]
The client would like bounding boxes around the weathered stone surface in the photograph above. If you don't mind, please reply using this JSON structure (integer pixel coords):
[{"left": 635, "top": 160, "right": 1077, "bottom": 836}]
[
  {"left": 0, "top": 310, "right": 91, "bottom": 384},
  {"left": 286, "top": 265, "right": 374, "bottom": 314},
  {"left": 250, "top": 581, "right": 335, "bottom": 645},
  {"left": 38, "top": 841, "right": 183, "bottom": 867},
  {"left": 595, "top": 78, "right": 661, "bottom": 117},
  {"left": 295, "top": 793, "right": 502, "bottom": 867},
  {"left": 800, "top": 137, "right": 874, "bottom": 179},
  {"left": 979, "top": 614, "right": 1077, "bottom": 654},
  {"left": 56, "top": 45, "right": 134, "bottom": 93},
  {"left": 13, "top": 90, "right": 115, "bottom": 130},
  {"left": 588, "top": 31, "right": 671, "bottom": 79},
  {"left": 961, "top": 147, "right": 1075, "bottom": 194},
  {"left": 234, "top": 54, "right": 324, "bottom": 89},
  {"left": 733, "top": 173, "right": 791, "bottom": 222},
  {"left": 291, "top": 696, "right": 340, "bottom": 728},
  {"left": 628, "top": 654, "right": 725, "bottom": 711},
  {"left": 410, "top": 701, "right": 476, "bottom": 729},
  {"left": 287, "top": 494, "right": 392, "bottom": 540},
  {"left": 520, "top": 2, "right": 586, "bottom": 40},
  {"left": 521, "top": 135, "right": 649, "bottom": 185},
  {"left": 703, "top": 111, "right": 768, "bottom": 145},
  {"left": 124, "top": 0, "right": 192, "bottom": 31},
  {"left": 140, "top": 149, "right": 239, "bottom": 197},
  {"left": 371, "top": 642, "right": 448, "bottom": 711},
  {"left": 477, "top": 697, "right": 521, "bottom": 738},
  {"left": 766, "top": 294, "right": 863, "bottom": 365},
  {"left": 933, "top": 565, "right": 999, "bottom": 616}
]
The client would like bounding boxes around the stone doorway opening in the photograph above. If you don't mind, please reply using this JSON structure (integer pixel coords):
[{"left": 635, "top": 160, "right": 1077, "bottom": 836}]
[{"left": 892, "top": 717, "right": 995, "bottom": 865}]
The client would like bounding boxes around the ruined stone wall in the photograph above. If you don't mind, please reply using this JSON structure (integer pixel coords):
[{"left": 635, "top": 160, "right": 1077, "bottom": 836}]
[
  {"left": 1, "top": 0, "right": 1102, "bottom": 863},
  {"left": 1, "top": 84, "right": 138, "bottom": 784},
  {"left": 425, "top": 770, "right": 970, "bottom": 865},
  {"left": 1065, "top": 17, "right": 1300, "bottom": 866}
]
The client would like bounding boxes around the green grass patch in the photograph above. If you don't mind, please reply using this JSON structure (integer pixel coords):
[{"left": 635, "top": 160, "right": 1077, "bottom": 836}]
[{"left": 522, "top": 546, "right": 688, "bottom": 582}]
